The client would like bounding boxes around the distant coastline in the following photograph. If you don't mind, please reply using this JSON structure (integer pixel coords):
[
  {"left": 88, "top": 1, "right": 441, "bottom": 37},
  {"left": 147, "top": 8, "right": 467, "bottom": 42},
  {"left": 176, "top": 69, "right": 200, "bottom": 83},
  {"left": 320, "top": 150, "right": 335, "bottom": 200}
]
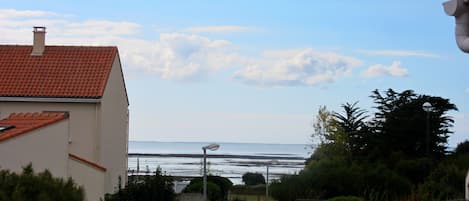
[
  {"left": 128, "top": 153, "right": 306, "bottom": 160},
  {"left": 127, "top": 141, "right": 308, "bottom": 183},
  {"left": 129, "top": 140, "right": 310, "bottom": 146}
]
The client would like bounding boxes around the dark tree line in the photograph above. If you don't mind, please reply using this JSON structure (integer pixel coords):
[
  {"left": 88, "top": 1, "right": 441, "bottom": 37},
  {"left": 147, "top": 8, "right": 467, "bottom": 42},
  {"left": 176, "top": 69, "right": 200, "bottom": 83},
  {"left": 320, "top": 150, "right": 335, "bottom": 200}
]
[
  {"left": 104, "top": 168, "right": 176, "bottom": 201},
  {"left": 272, "top": 89, "right": 466, "bottom": 201},
  {"left": 369, "top": 89, "right": 457, "bottom": 160},
  {"left": 182, "top": 175, "right": 233, "bottom": 201},
  {"left": 0, "top": 164, "right": 84, "bottom": 201}
]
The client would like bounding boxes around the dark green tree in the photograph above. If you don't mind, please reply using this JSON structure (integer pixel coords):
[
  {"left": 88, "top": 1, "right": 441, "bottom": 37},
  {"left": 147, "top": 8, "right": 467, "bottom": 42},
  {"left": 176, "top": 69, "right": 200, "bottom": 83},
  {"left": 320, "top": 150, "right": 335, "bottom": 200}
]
[
  {"left": 183, "top": 176, "right": 232, "bottom": 201},
  {"left": 311, "top": 106, "right": 338, "bottom": 145},
  {"left": 454, "top": 140, "right": 469, "bottom": 155},
  {"left": 273, "top": 88, "right": 462, "bottom": 201},
  {"left": 104, "top": 168, "right": 175, "bottom": 201},
  {"left": 241, "top": 172, "right": 265, "bottom": 186},
  {"left": 307, "top": 106, "right": 349, "bottom": 163},
  {"left": 333, "top": 102, "right": 370, "bottom": 159},
  {"left": 370, "top": 89, "right": 457, "bottom": 159},
  {"left": 0, "top": 164, "right": 84, "bottom": 201}
]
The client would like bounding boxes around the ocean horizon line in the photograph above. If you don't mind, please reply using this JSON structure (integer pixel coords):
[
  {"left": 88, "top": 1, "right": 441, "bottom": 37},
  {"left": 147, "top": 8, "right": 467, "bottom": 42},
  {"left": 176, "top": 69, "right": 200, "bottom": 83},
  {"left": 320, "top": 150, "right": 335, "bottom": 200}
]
[{"left": 129, "top": 140, "right": 310, "bottom": 146}]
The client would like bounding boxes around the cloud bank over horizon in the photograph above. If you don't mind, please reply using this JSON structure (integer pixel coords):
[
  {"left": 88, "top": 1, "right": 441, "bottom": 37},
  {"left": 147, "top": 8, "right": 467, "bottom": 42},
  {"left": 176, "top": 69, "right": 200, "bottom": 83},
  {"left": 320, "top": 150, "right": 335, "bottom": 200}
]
[{"left": 0, "top": 8, "right": 414, "bottom": 87}]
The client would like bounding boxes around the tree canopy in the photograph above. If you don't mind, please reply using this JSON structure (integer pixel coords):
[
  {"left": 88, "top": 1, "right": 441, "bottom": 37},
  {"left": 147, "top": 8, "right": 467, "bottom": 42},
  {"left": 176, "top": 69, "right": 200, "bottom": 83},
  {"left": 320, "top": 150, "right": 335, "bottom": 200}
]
[
  {"left": 104, "top": 168, "right": 175, "bottom": 201},
  {"left": 369, "top": 89, "right": 457, "bottom": 159},
  {"left": 242, "top": 172, "right": 266, "bottom": 186},
  {"left": 272, "top": 89, "right": 465, "bottom": 201},
  {"left": 0, "top": 164, "right": 84, "bottom": 201},
  {"left": 183, "top": 175, "right": 233, "bottom": 201}
]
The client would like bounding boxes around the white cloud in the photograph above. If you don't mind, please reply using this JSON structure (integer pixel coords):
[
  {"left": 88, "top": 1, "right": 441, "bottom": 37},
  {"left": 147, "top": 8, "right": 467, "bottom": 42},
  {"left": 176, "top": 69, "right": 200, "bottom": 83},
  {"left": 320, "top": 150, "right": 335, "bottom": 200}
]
[
  {"left": 0, "top": 9, "right": 243, "bottom": 80},
  {"left": 466, "top": 88, "right": 469, "bottom": 94},
  {"left": 361, "top": 61, "right": 408, "bottom": 78},
  {"left": 234, "top": 48, "right": 362, "bottom": 86},
  {"left": 120, "top": 33, "right": 242, "bottom": 80},
  {"left": 184, "top": 25, "right": 254, "bottom": 33},
  {"left": 58, "top": 20, "right": 141, "bottom": 36},
  {"left": 0, "top": 9, "right": 362, "bottom": 86},
  {"left": 0, "top": 9, "right": 58, "bottom": 19},
  {"left": 357, "top": 49, "right": 440, "bottom": 58}
]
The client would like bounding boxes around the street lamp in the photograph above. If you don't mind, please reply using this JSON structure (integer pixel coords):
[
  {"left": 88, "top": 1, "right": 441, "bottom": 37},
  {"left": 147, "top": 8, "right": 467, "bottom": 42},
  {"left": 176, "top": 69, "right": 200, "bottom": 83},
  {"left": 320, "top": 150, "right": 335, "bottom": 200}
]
[
  {"left": 202, "top": 143, "right": 220, "bottom": 201},
  {"left": 265, "top": 160, "right": 278, "bottom": 201},
  {"left": 422, "top": 102, "right": 433, "bottom": 156}
]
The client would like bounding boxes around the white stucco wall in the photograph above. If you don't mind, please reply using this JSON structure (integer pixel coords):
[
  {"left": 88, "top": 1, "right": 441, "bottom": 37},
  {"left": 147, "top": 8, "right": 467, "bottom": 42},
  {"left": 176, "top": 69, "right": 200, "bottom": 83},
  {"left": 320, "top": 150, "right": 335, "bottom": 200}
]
[
  {"left": 0, "top": 102, "right": 100, "bottom": 162},
  {"left": 0, "top": 119, "right": 69, "bottom": 177},
  {"left": 69, "top": 156, "right": 106, "bottom": 201},
  {"left": 0, "top": 52, "right": 129, "bottom": 196},
  {"left": 100, "top": 54, "right": 129, "bottom": 193}
]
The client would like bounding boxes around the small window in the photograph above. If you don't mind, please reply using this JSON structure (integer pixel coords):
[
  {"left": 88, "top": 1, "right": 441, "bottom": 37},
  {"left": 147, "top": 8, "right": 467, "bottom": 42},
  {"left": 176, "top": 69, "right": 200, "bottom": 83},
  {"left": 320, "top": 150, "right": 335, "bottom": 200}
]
[{"left": 0, "top": 125, "right": 14, "bottom": 132}]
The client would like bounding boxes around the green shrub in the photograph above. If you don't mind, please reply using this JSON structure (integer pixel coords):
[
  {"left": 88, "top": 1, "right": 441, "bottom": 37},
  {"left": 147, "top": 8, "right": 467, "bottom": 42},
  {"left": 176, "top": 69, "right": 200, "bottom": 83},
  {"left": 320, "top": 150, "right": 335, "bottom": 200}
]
[
  {"left": 417, "top": 161, "right": 466, "bottom": 201},
  {"left": 454, "top": 140, "right": 469, "bottom": 155},
  {"left": 0, "top": 164, "right": 84, "bottom": 201},
  {"left": 230, "top": 184, "right": 265, "bottom": 195},
  {"left": 183, "top": 181, "right": 222, "bottom": 201},
  {"left": 327, "top": 196, "right": 365, "bottom": 201},
  {"left": 183, "top": 176, "right": 232, "bottom": 201},
  {"left": 105, "top": 168, "right": 175, "bottom": 201},
  {"left": 241, "top": 172, "right": 265, "bottom": 186}
]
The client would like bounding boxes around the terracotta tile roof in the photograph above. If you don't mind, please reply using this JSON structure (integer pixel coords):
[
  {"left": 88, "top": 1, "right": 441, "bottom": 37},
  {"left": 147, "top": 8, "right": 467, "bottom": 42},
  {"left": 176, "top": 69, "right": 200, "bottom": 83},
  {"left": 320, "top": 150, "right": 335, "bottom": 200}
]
[
  {"left": 69, "top": 153, "right": 107, "bottom": 172},
  {"left": 0, "top": 112, "right": 68, "bottom": 142},
  {"left": 0, "top": 45, "right": 117, "bottom": 98}
]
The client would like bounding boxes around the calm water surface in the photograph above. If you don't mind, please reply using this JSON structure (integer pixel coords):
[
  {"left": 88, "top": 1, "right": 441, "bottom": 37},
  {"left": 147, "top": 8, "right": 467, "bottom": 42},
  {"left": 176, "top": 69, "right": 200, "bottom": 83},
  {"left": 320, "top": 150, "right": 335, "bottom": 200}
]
[{"left": 128, "top": 141, "right": 311, "bottom": 184}]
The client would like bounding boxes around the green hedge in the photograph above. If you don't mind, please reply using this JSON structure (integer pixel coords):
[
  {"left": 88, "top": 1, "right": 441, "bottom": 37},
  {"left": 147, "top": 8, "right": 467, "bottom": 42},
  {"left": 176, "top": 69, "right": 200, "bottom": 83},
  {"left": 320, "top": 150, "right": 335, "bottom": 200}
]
[
  {"left": 0, "top": 164, "right": 84, "bottom": 201},
  {"left": 326, "top": 196, "right": 365, "bottom": 201}
]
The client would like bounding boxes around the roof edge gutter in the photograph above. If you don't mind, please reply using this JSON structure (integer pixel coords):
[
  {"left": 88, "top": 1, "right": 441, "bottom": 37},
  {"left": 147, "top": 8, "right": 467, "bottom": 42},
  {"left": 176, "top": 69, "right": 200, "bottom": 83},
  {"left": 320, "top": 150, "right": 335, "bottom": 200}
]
[{"left": 0, "top": 97, "right": 101, "bottom": 103}]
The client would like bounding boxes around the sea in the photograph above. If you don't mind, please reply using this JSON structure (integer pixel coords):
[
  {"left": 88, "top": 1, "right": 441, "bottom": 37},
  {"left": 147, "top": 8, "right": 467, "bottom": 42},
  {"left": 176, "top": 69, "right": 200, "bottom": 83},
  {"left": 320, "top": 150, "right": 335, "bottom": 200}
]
[{"left": 128, "top": 141, "right": 311, "bottom": 184}]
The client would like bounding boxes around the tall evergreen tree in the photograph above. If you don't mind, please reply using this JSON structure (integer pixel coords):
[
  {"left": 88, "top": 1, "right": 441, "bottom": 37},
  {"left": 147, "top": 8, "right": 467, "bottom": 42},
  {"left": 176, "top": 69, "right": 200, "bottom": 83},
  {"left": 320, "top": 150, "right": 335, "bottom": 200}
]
[
  {"left": 333, "top": 102, "right": 370, "bottom": 158},
  {"left": 370, "top": 89, "right": 457, "bottom": 159}
]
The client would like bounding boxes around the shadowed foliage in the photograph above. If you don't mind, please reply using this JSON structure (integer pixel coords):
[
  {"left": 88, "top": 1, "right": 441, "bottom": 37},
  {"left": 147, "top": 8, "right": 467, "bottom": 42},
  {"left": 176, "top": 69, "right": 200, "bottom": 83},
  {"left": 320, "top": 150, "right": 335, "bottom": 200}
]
[
  {"left": 0, "top": 164, "right": 84, "bottom": 201},
  {"left": 104, "top": 168, "right": 175, "bottom": 201},
  {"left": 242, "top": 172, "right": 266, "bottom": 186},
  {"left": 183, "top": 175, "right": 233, "bottom": 201},
  {"left": 271, "top": 89, "right": 464, "bottom": 201}
]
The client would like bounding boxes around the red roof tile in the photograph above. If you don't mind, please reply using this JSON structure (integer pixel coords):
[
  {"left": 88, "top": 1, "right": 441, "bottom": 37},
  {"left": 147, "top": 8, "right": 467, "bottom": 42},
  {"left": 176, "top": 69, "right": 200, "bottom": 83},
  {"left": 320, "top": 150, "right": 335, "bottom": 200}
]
[
  {"left": 69, "top": 153, "right": 107, "bottom": 172},
  {"left": 0, "top": 45, "right": 117, "bottom": 98},
  {"left": 0, "top": 112, "right": 68, "bottom": 142}
]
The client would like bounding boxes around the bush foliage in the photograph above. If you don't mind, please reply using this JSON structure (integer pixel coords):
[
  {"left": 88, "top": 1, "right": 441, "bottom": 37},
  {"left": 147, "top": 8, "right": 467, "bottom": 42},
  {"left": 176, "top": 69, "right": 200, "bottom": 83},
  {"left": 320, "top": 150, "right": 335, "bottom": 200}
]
[
  {"left": 104, "top": 168, "right": 175, "bottom": 201},
  {"left": 183, "top": 175, "right": 233, "bottom": 201},
  {"left": 241, "top": 172, "right": 265, "bottom": 186},
  {"left": 326, "top": 196, "right": 365, "bottom": 201},
  {"left": 0, "top": 164, "right": 84, "bottom": 201},
  {"left": 270, "top": 89, "right": 467, "bottom": 201}
]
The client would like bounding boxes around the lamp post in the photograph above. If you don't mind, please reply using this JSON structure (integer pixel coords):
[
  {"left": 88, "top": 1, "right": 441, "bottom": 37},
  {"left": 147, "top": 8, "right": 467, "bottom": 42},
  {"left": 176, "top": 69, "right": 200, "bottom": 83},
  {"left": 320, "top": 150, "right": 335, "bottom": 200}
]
[
  {"left": 265, "top": 160, "right": 278, "bottom": 201},
  {"left": 202, "top": 143, "right": 220, "bottom": 201},
  {"left": 422, "top": 102, "right": 433, "bottom": 156}
]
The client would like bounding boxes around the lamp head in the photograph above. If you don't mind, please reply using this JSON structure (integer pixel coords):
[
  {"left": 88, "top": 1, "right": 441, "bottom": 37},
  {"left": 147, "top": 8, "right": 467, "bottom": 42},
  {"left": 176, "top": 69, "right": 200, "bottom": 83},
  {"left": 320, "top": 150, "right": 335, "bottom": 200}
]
[
  {"left": 422, "top": 102, "right": 433, "bottom": 112},
  {"left": 267, "top": 160, "right": 279, "bottom": 165},
  {"left": 203, "top": 143, "right": 220, "bottom": 151}
]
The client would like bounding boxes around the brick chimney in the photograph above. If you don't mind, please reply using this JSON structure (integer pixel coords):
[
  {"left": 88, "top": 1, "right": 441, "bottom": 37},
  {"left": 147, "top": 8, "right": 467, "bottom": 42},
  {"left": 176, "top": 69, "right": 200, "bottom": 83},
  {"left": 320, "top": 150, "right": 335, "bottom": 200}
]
[{"left": 31, "top": 26, "right": 46, "bottom": 56}]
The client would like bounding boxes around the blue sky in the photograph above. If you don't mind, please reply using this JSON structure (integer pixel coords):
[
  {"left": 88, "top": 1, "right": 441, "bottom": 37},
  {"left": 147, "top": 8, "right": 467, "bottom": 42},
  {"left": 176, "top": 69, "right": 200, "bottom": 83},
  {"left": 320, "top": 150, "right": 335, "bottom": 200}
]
[{"left": 1, "top": 0, "right": 468, "bottom": 145}]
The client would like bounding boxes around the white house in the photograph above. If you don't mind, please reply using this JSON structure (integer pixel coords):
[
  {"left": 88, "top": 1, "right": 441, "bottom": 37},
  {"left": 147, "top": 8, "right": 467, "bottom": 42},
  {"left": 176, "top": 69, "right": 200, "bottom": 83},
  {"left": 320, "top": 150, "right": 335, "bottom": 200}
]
[{"left": 0, "top": 27, "right": 129, "bottom": 201}]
